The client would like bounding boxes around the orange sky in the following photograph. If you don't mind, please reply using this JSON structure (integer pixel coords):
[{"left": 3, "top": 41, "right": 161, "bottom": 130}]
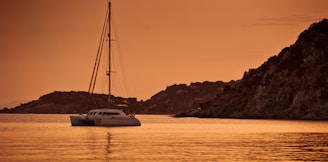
[{"left": 0, "top": 0, "right": 327, "bottom": 107}]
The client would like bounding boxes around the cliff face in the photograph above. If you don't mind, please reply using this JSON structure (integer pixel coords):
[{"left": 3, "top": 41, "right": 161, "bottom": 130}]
[{"left": 192, "top": 19, "right": 328, "bottom": 119}]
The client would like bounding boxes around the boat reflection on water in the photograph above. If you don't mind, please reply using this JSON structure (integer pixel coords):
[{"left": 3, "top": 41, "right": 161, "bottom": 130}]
[{"left": 106, "top": 132, "right": 111, "bottom": 155}]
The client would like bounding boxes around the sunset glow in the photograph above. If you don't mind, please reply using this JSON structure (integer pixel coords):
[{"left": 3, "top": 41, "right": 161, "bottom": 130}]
[{"left": 1, "top": 0, "right": 327, "bottom": 107}]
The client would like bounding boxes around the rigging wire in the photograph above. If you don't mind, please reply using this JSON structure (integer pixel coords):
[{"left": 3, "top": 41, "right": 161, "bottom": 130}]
[
  {"left": 86, "top": 1, "right": 130, "bottom": 110},
  {"left": 86, "top": 6, "right": 109, "bottom": 109}
]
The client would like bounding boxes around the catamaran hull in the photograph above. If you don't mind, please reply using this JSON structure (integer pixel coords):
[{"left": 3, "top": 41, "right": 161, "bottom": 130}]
[
  {"left": 70, "top": 115, "right": 95, "bottom": 126},
  {"left": 70, "top": 115, "right": 141, "bottom": 126},
  {"left": 94, "top": 117, "right": 141, "bottom": 126}
]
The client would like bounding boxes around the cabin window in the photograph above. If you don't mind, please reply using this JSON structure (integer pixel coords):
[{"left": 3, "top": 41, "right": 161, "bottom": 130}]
[
  {"left": 103, "top": 112, "right": 120, "bottom": 115},
  {"left": 98, "top": 112, "right": 103, "bottom": 115}
]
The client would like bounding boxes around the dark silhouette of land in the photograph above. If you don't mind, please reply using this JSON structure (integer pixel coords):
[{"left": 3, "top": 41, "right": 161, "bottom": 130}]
[{"left": 2, "top": 19, "right": 328, "bottom": 120}]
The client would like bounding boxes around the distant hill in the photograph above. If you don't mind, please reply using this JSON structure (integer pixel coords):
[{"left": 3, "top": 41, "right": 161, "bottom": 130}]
[
  {"left": 0, "top": 91, "right": 149, "bottom": 114},
  {"left": 0, "top": 81, "right": 230, "bottom": 114},
  {"left": 176, "top": 18, "right": 328, "bottom": 119}
]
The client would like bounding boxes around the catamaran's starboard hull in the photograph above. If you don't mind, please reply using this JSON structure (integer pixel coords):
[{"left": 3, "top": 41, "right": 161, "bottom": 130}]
[
  {"left": 70, "top": 115, "right": 141, "bottom": 126},
  {"left": 94, "top": 117, "right": 141, "bottom": 126}
]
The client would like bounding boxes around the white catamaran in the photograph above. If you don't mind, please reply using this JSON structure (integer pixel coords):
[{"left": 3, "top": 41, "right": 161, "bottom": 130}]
[{"left": 70, "top": 2, "right": 141, "bottom": 126}]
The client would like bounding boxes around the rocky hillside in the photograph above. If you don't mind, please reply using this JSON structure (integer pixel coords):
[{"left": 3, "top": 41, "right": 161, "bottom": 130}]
[
  {"left": 177, "top": 19, "right": 328, "bottom": 119},
  {"left": 0, "top": 81, "right": 230, "bottom": 114}
]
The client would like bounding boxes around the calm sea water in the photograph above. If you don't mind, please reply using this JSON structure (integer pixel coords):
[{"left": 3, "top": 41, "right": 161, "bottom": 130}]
[{"left": 0, "top": 114, "right": 328, "bottom": 161}]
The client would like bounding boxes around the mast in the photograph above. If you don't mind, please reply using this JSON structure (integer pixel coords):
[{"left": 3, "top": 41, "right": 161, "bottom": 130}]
[{"left": 107, "top": 1, "right": 111, "bottom": 109}]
